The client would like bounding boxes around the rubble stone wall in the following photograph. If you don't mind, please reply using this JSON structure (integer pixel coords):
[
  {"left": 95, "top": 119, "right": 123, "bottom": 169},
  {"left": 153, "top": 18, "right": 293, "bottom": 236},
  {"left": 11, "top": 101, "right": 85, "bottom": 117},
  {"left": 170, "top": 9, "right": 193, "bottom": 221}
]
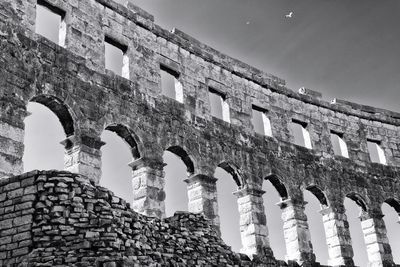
[
  {"left": 0, "top": 170, "right": 289, "bottom": 266},
  {"left": 0, "top": 0, "right": 399, "bottom": 266}
]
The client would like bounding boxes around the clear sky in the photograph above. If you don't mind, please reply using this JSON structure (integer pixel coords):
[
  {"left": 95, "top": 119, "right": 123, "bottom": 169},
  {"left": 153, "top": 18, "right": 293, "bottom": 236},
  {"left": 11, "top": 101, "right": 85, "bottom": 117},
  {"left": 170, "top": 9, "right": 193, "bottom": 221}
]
[{"left": 27, "top": 1, "right": 400, "bottom": 266}]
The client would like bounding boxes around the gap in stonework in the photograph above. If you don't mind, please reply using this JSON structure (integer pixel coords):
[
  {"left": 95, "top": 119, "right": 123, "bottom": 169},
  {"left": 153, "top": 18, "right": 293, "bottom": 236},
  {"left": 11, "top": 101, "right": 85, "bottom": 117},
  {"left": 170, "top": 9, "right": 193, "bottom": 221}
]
[
  {"left": 105, "top": 41, "right": 124, "bottom": 76},
  {"left": 35, "top": 2, "right": 65, "bottom": 45},
  {"left": 262, "top": 180, "right": 286, "bottom": 260},
  {"left": 100, "top": 130, "right": 133, "bottom": 203},
  {"left": 216, "top": 167, "right": 241, "bottom": 252},
  {"left": 23, "top": 102, "right": 65, "bottom": 172},
  {"left": 344, "top": 197, "right": 369, "bottom": 267},
  {"left": 382, "top": 202, "right": 400, "bottom": 263},
  {"left": 163, "top": 150, "right": 189, "bottom": 217},
  {"left": 303, "top": 190, "right": 329, "bottom": 265}
]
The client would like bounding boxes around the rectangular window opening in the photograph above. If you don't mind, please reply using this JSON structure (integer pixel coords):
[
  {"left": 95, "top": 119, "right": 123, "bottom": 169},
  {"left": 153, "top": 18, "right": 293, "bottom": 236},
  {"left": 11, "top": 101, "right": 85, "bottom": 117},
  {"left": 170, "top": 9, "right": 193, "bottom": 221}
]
[
  {"left": 290, "top": 119, "right": 312, "bottom": 149},
  {"left": 160, "top": 65, "right": 183, "bottom": 103},
  {"left": 35, "top": 0, "right": 66, "bottom": 46},
  {"left": 104, "top": 36, "right": 129, "bottom": 78},
  {"left": 330, "top": 131, "right": 349, "bottom": 158},
  {"left": 367, "top": 139, "right": 386, "bottom": 165},
  {"left": 251, "top": 105, "right": 272, "bottom": 137},
  {"left": 209, "top": 88, "right": 230, "bottom": 123}
]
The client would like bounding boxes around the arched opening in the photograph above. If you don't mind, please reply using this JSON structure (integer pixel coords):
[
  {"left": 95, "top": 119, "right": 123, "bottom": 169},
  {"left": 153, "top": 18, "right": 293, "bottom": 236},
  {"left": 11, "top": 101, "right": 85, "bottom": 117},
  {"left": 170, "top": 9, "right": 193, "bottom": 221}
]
[
  {"left": 303, "top": 187, "right": 329, "bottom": 265},
  {"left": 344, "top": 194, "right": 369, "bottom": 267},
  {"left": 385, "top": 198, "right": 400, "bottom": 215},
  {"left": 262, "top": 175, "right": 287, "bottom": 260},
  {"left": 216, "top": 163, "right": 242, "bottom": 252},
  {"left": 31, "top": 95, "right": 74, "bottom": 137},
  {"left": 105, "top": 124, "right": 140, "bottom": 159},
  {"left": 23, "top": 95, "right": 75, "bottom": 172},
  {"left": 218, "top": 162, "right": 242, "bottom": 187},
  {"left": 382, "top": 199, "right": 400, "bottom": 263},
  {"left": 164, "top": 146, "right": 194, "bottom": 217},
  {"left": 100, "top": 124, "right": 140, "bottom": 202},
  {"left": 166, "top": 146, "right": 194, "bottom": 175}
]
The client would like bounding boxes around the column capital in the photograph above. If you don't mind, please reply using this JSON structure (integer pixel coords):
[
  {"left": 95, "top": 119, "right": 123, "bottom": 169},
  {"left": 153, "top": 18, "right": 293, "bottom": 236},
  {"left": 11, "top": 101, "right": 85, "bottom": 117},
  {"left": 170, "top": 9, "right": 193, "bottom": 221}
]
[
  {"left": 276, "top": 198, "right": 307, "bottom": 209},
  {"left": 128, "top": 157, "right": 166, "bottom": 171},
  {"left": 60, "top": 134, "right": 106, "bottom": 150},
  {"left": 184, "top": 174, "right": 217, "bottom": 185},
  {"left": 319, "top": 206, "right": 331, "bottom": 216},
  {"left": 233, "top": 186, "right": 265, "bottom": 198},
  {"left": 62, "top": 134, "right": 103, "bottom": 183},
  {"left": 60, "top": 135, "right": 75, "bottom": 150},
  {"left": 358, "top": 209, "right": 380, "bottom": 222}
]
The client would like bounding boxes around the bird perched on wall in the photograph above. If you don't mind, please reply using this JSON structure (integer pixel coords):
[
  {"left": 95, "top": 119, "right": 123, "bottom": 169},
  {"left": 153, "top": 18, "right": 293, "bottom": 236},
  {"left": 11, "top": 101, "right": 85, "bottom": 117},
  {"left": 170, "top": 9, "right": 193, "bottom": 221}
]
[{"left": 285, "top": 12, "right": 293, "bottom": 18}]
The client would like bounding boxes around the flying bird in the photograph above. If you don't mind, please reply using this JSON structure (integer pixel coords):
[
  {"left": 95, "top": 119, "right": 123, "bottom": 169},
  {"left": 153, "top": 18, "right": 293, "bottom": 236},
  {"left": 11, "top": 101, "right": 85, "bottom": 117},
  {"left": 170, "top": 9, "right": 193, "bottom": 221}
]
[{"left": 285, "top": 12, "right": 293, "bottom": 18}]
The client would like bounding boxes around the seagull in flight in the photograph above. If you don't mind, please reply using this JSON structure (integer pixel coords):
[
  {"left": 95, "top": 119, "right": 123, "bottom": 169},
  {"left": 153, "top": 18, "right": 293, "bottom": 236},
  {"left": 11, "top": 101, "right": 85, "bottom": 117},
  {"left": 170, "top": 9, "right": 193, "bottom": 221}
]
[{"left": 285, "top": 12, "right": 293, "bottom": 18}]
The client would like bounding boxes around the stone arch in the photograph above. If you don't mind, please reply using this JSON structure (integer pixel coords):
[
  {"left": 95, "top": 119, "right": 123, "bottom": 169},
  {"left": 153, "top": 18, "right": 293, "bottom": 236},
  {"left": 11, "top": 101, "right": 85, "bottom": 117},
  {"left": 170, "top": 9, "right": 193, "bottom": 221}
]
[
  {"left": 384, "top": 198, "right": 400, "bottom": 216},
  {"left": 303, "top": 185, "right": 330, "bottom": 264},
  {"left": 30, "top": 94, "right": 75, "bottom": 137},
  {"left": 100, "top": 123, "right": 143, "bottom": 202},
  {"left": 264, "top": 174, "right": 288, "bottom": 200},
  {"left": 24, "top": 95, "right": 74, "bottom": 173},
  {"left": 166, "top": 146, "right": 195, "bottom": 175},
  {"left": 217, "top": 161, "right": 243, "bottom": 187},
  {"left": 105, "top": 124, "right": 141, "bottom": 159},
  {"left": 262, "top": 173, "right": 288, "bottom": 260},
  {"left": 346, "top": 192, "right": 368, "bottom": 212},
  {"left": 163, "top": 145, "right": 195, "bottom": 217},
  {"left": 306, "top": 185, "right": 329, "bottom": 208},
  {"left": 382, "top": 198, "right": 400, "bottom": 264},
  {"left": 344, "top": 192, "right": 370, "bottom": 266}
]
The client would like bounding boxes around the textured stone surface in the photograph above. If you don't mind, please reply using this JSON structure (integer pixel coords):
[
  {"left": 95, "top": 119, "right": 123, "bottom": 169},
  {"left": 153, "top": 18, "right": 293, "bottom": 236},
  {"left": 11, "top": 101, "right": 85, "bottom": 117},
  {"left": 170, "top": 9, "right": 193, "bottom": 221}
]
[
  {"left": 0, "top": 171, "right": 273, "bottom": 266},
  {"left": 0, "top": 0, "right": 399, "bottom": 266}
]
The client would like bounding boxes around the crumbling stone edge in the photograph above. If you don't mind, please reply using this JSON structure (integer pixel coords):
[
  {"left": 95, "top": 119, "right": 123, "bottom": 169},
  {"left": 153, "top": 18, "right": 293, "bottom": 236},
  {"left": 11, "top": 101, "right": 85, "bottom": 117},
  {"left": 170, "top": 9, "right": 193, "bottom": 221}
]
[{"left": 0, "top": 170, "right": 318, "bottom": 267}]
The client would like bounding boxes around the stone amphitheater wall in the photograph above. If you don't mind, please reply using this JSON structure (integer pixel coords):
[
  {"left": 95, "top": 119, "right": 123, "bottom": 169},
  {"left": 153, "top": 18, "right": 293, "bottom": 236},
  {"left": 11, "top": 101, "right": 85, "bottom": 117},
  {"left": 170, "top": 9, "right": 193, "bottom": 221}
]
[{"left": 0, "top": 0, "right": 399, "bottom": 265}]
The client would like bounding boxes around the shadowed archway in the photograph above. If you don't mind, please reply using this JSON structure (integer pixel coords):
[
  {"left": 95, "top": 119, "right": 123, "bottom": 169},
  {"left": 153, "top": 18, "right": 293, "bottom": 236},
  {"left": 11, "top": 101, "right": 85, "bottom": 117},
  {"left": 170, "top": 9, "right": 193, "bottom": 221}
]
[
  {"left": 105, "top": 124, "right": 141, "bottom": 159},
  {"left": 382, "top": 198, "right": 400, "bottom": 264},
  {"left": 265, "top": 174, "right": 288, "bottom": 200},
  {"left": 304, "top": 185, "right": 330, "bottom": 265},
  {"left": 166, "top": 146, "right": 194, "bottom": 175},
  {"left": 215, "top": 162, "right": 243, "bottom": 252},
  {"left": 218, "top": 161, "right": 243, "bottom": 187},
  {"left": 262, "top": 174, "right": 289, "bottom": 260},
  {"left": 344, "top": 193, "right": 369, "bottom": 267},
  {"left": 24, "top": 95, "right": 76, "bottom": 172},
  {"left": 164, "top": 145, "right": 195, "bottom": 217},
  {"left": 31, "top": 95, "right": 75, "bottom": 137},
  {"left": 100, "top": 124, "right": 142, "bottom": 202}
]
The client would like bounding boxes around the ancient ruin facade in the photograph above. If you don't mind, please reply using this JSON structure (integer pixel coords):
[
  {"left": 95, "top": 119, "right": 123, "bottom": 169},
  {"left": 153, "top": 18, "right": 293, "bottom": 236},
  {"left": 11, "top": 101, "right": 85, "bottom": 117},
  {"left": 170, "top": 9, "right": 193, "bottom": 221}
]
[{"left": 0, "top": 0, "right": 399, "bottom": 266}]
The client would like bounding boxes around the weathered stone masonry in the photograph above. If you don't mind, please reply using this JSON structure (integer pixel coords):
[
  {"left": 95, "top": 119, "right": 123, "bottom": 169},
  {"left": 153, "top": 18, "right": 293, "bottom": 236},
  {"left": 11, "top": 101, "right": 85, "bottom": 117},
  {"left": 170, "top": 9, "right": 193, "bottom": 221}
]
[
  {"left": 0, "top": 0, "right": 399, "bottom": 266},
  {"left": 0, "top": 171, "right": 268, "bottom": 266}
]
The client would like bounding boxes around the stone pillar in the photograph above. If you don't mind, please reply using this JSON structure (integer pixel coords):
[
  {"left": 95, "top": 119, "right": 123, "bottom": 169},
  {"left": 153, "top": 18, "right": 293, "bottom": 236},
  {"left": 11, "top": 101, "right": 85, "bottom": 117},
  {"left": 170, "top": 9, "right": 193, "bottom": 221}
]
[
  {"left": 320, "top": 205, "right": 354, "bottom": 266},
  {"left": 184, "top": 174, "right": 220, "bottom": 229},
  {"left": 61, "top": 134, "right": 104, "bottom": 184},
  {"left": 278, "top": 198, "right": 316, "bottom": 265},
  {"left": 360, "top": 211, "right": 395, "bottom": 267},
  {"left": 129, "top": 157, "right": 166, "bottom": 219},
  {"left": 234, "top": 187, "right": 273, "bottom": 258},
  {"left": 0, "top": 96, "right": 27, "bottom": 178}
]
